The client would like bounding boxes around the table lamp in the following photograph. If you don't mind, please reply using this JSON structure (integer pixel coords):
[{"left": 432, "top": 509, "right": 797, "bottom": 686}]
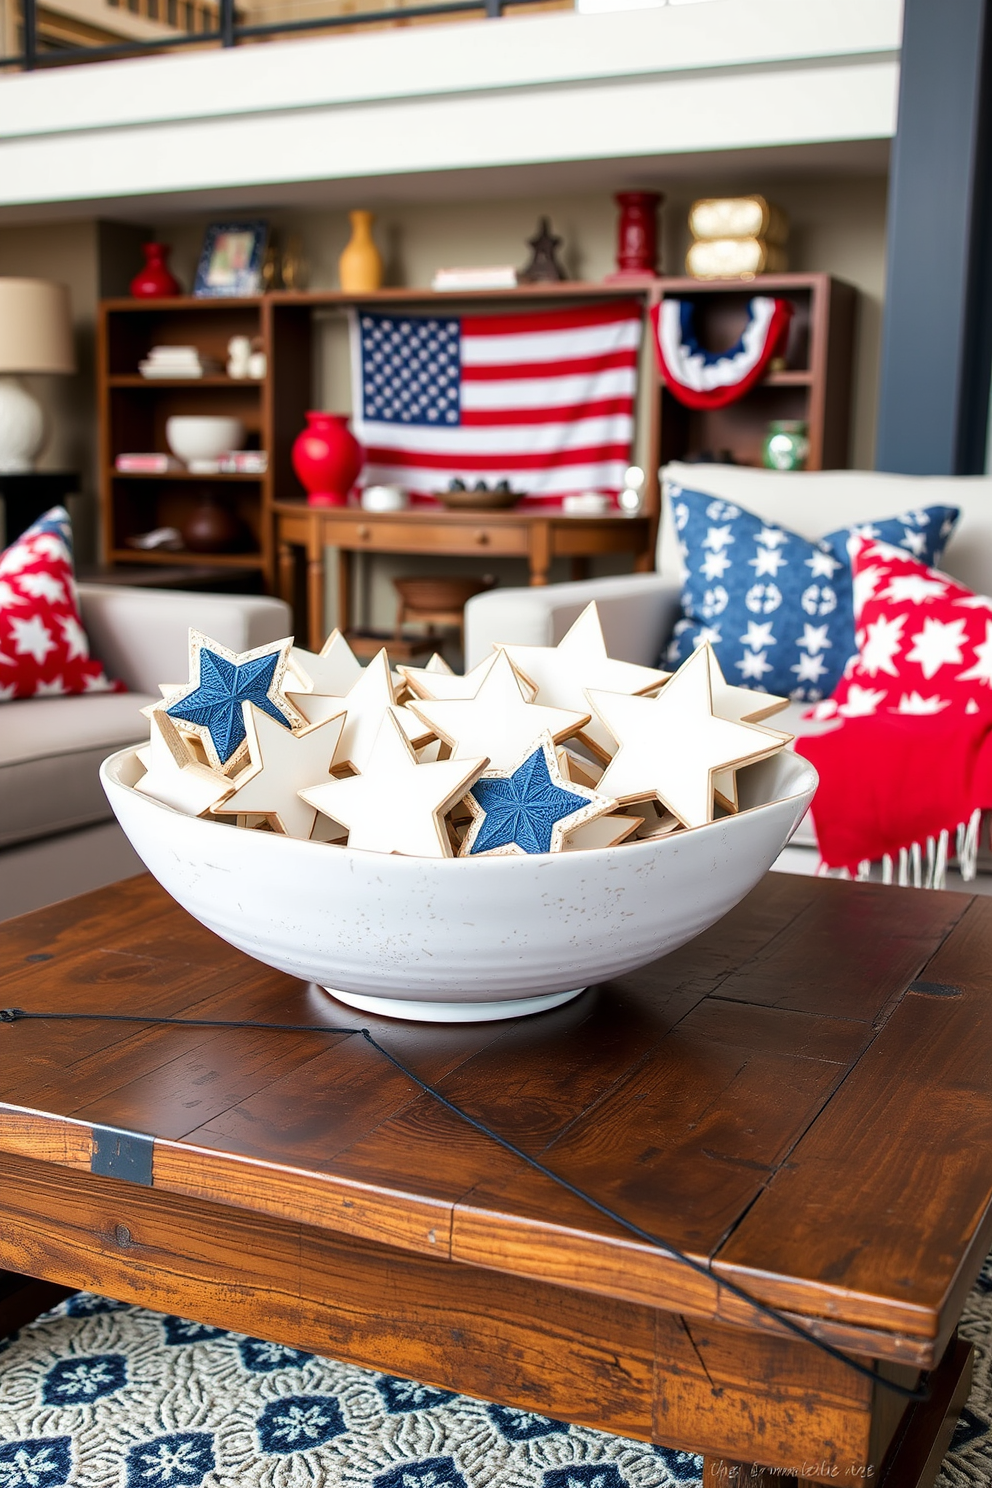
[{"left": 0, "top": 278, "right": 75, "bottom": 473}]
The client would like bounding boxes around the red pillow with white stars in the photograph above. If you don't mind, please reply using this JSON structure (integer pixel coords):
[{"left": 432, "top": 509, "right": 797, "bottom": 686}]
[
  {"left": 0, "top": 506, "right": 124, "bottom": 701},
  {"left": 809, "top": 536, "right": 992, "bottom": 722}
]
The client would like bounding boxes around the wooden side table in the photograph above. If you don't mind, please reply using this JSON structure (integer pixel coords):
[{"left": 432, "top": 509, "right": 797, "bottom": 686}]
[{"left": 273, "top": 501, "right": 654, "bottom": 650}]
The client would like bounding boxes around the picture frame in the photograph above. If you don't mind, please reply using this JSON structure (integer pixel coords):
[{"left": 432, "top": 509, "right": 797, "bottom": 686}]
[{"left": 193, "top": 221, "right": 269, "bottom": 298}]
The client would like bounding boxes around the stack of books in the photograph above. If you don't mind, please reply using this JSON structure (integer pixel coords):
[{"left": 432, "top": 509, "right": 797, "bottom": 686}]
[
  {"left": 115, "top": 453, "right": 182, "bottom": 473},
  {"left": 138, "top": 345, "right": 222, "bottom": 379},
  {"left": 431, "top": 266, "right": 518, "bottom": 292}
]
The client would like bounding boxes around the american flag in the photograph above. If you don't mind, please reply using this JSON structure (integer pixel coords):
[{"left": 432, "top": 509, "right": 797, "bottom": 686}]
[{"left": 350, "top": 300, "right": 643, "bottom": 505}]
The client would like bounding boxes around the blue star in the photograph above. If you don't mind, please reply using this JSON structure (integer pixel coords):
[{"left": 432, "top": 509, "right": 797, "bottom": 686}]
[
  {"left": 467, "top": 744, "right": 592, "bottom": 855},
  {"left": 166, "top": 641, "right": 293, "bottom": 768}
]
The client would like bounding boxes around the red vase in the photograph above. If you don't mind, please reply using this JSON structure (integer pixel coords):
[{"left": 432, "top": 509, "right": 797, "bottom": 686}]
[
  {"left": 292, "top": 412, "right": 363, "bottom": 507},
  {"left": 130, "top": 243, "right": 181, "bottom": 299},
  {"left": 610, "top": 192, "right": 663, "bottom": 279}
]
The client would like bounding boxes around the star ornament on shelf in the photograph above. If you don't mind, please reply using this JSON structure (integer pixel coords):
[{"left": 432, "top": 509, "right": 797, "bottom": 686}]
[
  {"left": 501, "top": 602, "right": 670, "bottom": 760},
  {"left": 161, "top": 631, "right": 305, "bottom": 771},
  {"left": 589, "top": 645, "right": 784, "bottom": 830},
  {"left": 461, "top": 733, "right": 618, "bottom": 857},
  {"left": 212, "top": 701, "right": 346, "bottom": 840},
  {"left": 300, "top": 708, "right": 488, "bottom": 858},
  {"left": 135, "top": 711, "right": 236, "bottom": 817},
  {"left": 408, "top": 649, "right": 589, "bottom": 771}
]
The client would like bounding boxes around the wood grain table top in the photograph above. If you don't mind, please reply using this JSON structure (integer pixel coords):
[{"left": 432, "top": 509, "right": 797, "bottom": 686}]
[{"left": 1, "top": 872, "right": 990, "bottom": 1374}]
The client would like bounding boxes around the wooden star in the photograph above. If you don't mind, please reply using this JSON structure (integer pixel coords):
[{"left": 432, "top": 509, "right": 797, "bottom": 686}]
[
  {"left": 211, "top": 701, "right": 346, "bottom": 840},
  {"left": 562, "top": 813, "right": 644, "bottom": 851},
  {"left": 502, "top": 602, "right": 669, "bottom": 760},
  {"left": 329, "top": 649, "right": 434, "bottom": 772},
  {"left": 290, "top": 630, "right": 363, "bottom": 700},
  {"left": 135, "top": 711, "right": 235, "bottom": 817},
  {"left": 399, "top": 651, "right": 499, "bottom": 702},
  {"left": 588, "top": 645, "right": 784, "bottom": 830},
  {"left": 460, "top": 732, "right": 617, "bottom": 857},
  {"left": 408, "top": 650, "right": 588, "bottom": 771},
  {"left": 300, "top": 709, "right": 488, "bottom": 858},
  {"left": 155, "top": 630, "right": 305, "bottom": 772},
  {"left": 706, "top": 649, "right": 792, "bottom": 810}
]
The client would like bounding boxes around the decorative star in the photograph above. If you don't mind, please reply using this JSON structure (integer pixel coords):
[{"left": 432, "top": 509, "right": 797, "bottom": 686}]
[
  {"left": 300, "top": 709, "right": 488, "bottom": 858},
  {"left": 399, "top": 651, "right": 501, "bottom": 702},
  {"left": 330, "top": 649, "right": 434, "bottom": 772},
  {"left": 461, "top": 733, "right": 616, "bottom": 856},
  {"left": 705, "top": 649, "right": 792, "bottom": 810},
  {"left": 409, "top": 649, "right": 588, "bottom": 771},
  {"left": 135, "top": 711, "right": 235, "bottom": 817},
  {"left": 289, "top": 630, "right": 364, "bottom": 707},
  {"left": 562, "top": 813, "right": 644, "bottom": 851},
  {"left": 501, "top": 602, "right": 669, "bottom": 759},
  {"left": 212, "top": 702, "right": 346, "bottom": 839},
  {"left": 161, "top": 631, "right": 304, "bottom": 771},
  {"left": 588, "top": 645, "right": 782, "bottom": 829}
]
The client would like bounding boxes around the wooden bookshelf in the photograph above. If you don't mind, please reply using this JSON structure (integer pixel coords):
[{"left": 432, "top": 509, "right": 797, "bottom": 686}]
[{"left": 97, "top": 274, "right": 856, "bottom": 593}]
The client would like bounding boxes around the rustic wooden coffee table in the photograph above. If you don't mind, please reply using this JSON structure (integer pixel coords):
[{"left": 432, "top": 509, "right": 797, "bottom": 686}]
[{"left": 1, "top": 873, "right": 989, "bottom": 1486}]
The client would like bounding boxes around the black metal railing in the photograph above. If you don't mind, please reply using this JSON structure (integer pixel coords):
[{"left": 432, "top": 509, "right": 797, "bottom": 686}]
[{"left": 4, "top": 0, "right": 562, "bottom": 70}]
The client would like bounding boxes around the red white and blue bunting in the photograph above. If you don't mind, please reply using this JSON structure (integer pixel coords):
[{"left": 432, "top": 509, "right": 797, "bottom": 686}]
[{"left": 649, "top": 295, "right": 793, "bottom": 410}]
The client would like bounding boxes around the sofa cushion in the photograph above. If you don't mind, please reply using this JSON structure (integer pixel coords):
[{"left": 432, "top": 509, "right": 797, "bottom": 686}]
[
  {"left": 1, "top": 506, "right": 124, "bottom": 701},
  {"left": 664, "top": 484, "right": 958, "bottom": 700},
  {"left": 0, "top": 691, "right": 153, "bottom": 849}
]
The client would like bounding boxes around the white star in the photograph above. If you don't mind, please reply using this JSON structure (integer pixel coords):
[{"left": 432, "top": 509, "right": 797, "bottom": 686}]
[
  {"left": 409, "top": 650, "right": 588, "bottom": 771},
  {"left": 853, "top": 564, "right": 885, "bottom": 615},
  {"left": 749, "top": 547, "right": 787, "bottom": 577},
  {"left": 806, "top": 550, "right": 841, "bottom": 579},
  {"left": 958, "top": 620, "right": 992, "bottom": 688},
  {"left": 330, "top": 649, "right": 433, "bottom": 771},
  {"left": 501, "top": 603, "right": 668, "bottom": 759},
  {"left": 691, "top": 626, "right": 722, "bottom": 648},
  {"left": 301, "top": 709, "right": 487, "bottom": 858},
  {"left": 838, "top": 684, "right": 887, "bottom": 717},
  {"left": 289, "top": 630, "right": 364, "bottom": 699},
  {"left": 9, "top": 614, "right": 55, "bottom": 665},
  {"left": 0, "top": 580, "right": 26, "bottom": 607},
  {"left": 59, "top": 614, "right": 89, "bottom": 661},
  {"left": 400, "top": 650, "right": 505, "bottom": 703},
  {"left": 215, "top": 703, "right": 346, "bottom": 839},
  {"left": 906, "top": 617, "right": 968, "bottom": 679},
  {"left": 756, "top": 526, "right": 788, "bottom": 549},
  {"left": 860, "top": 613, "right": 906, "bottom": 677},
  {"left": 791, "top": 653, "right": 828, "bottom": 684},
  {"left": 797, "top": 623, "right": 831, "bottom": 654},
  {"left": 136, "top": 712, "right": 235, "bottom": 817},
  {"left": 739, "top": 621, "right": 776, "bottom": 650},
  {"left": 700, "top": 549, "right": 732, "bottom": 581},
  {"left": 736, "top": 650, "right": 773, "bottom": 680},
  {"left": 895, "top": 691, "right": 950, "bottom": 714},
  {"left": 589, "top": 647, "right": 780, "bottom": 829},
  {"left": 879, "top": 572, "right": 948, "bottom": 605},
  {"left": 900, "top": 528, "right": 927, "bottom": 556},
  {"left": 701, "top": 524, "right": 734, "bottom": 552},
  {"left": 16, "top": 570, "right": 66, "bottom": 603}
]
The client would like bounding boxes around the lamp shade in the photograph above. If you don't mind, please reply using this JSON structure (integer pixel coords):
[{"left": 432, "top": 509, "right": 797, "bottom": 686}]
[{"left": 0, "top": 278, "right": 74, "bottom": 374}]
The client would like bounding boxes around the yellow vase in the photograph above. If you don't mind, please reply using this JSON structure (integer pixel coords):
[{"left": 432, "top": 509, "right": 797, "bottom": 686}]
[{"left": 339, "top": 210, "right": 383, "bottom": 293}]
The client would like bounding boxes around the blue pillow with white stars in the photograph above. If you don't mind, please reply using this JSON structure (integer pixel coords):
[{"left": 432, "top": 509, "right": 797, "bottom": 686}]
[{"left": 664, "top": 486, "right": 960, "bottom": 701}]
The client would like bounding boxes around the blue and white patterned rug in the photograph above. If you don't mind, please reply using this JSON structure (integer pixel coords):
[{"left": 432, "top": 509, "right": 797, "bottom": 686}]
[{"left": 1, "top": 1257, "right": 990, "bottom": 1488}]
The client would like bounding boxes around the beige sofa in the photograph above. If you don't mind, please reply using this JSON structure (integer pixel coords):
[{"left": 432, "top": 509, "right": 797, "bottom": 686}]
[
  {"left": 464, "top": 463, "right": 992, "bottom": 889},
  {"left": 0, "top": 584, "right": 291, "bottom": 922}
]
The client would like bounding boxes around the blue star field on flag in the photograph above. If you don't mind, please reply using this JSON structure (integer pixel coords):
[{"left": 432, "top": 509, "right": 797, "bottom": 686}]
[
  {"left": 359, "top": 314, "right": 462, "bottom": 427},
  {"left": 166, "top": 647, "right": 290, "bottom": 767},
  {"left": 467, "top": 745, "right": 592, "bottom": 855}
]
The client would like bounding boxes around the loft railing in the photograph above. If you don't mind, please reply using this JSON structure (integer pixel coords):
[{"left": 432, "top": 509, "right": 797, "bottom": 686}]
[{"left": 2, "top": 0, "right": 568, "bottom": 67}]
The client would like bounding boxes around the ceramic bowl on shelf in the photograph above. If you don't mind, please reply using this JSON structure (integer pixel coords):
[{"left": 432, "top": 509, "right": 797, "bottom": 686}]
[
  {"left": 165, "top": 416, "right": 246, "bottom": 466},
  {"left": 101, "top": 748, "right": 816, "bottom": 1025}
]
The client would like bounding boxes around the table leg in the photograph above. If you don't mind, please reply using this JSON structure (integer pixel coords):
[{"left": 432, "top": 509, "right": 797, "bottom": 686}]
[
  {"left": 277, "top": 541, "right": 296, "bottom": 609},
  {"left": 336, "top": 547, "right": 351, "bottom": 638},
  {"left": 306, "top": 556, "right": 325, "bottom": 652},
  {"left": 634, "top": 548, "right": 655, "bottom": 573},
  {"left": 703, "top": 1460, "right": 796, "bottom": 1487},
  {"left": 529, "top": 521, "right": 552, "bottom": 587}
]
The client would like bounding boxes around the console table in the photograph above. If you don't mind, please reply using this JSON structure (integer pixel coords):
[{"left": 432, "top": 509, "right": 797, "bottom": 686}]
[{"left": 273, "top": 501, "right": 654, "bottom": 649}]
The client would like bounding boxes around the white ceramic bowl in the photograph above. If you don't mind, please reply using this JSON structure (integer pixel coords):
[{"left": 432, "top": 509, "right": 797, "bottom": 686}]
[
  {"left": 165, "top": 415, "right": 246, "bottom": 464},
  {"left": 101, "top": 748, "right": 816, "bottom": 1023}
]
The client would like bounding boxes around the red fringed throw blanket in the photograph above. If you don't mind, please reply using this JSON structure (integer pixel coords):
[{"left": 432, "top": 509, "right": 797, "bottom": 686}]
[{"left": 796, "top": 536, "right": 992, "bottom": 886}]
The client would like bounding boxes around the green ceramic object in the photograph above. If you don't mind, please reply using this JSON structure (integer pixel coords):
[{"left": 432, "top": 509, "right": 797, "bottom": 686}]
[{"left": 762, "top": 419, "right": 810, "bottom": 471}]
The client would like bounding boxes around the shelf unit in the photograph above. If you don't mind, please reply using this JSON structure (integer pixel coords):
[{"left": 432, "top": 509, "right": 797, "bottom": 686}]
[{"left": 97, "top": 274, "right": 856, "bottom": 592}]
